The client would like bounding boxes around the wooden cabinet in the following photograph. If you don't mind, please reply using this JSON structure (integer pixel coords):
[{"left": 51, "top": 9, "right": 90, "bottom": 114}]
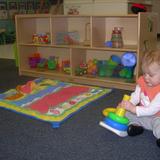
[{"left": 15, "top": 13, "right": 157, "bottom": 90}]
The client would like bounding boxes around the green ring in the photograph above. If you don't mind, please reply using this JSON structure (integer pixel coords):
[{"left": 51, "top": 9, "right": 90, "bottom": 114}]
[{"left": 108, "top": 112, "right": 129, "bottom": 124}]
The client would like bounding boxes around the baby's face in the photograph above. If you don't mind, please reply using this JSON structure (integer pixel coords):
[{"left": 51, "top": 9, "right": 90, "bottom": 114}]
[{"left": 142, "top": 62, "right": 160, "bottom": 87}]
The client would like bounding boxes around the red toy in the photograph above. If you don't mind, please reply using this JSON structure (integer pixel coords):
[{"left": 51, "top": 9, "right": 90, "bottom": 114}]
[{"left": 131, "top": 3, "right": 146, "bottom": 14}]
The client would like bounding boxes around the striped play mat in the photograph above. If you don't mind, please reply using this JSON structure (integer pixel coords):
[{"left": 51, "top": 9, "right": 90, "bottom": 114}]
[{"left": 0, "top": 78, "right": 111, "bottom": 128}]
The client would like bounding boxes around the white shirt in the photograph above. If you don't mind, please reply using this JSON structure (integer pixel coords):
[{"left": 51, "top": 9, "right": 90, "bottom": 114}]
[{"left": 130, "top": 84, "right": 160, "bottom": 117}]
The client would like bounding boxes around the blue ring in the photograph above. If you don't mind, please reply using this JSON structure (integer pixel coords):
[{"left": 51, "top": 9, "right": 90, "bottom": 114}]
[{"left": 104, "top": 117, "right": 128, "bottom": 131}]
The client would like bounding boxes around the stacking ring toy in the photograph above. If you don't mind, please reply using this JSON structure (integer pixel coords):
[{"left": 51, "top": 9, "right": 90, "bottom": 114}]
[
  {"left": 108, "top": 112, "right": 129, "bottom": 124},
  {"left": 104, "top": 117, "right": 128, "bottom": 131},
  {"left": 102, "top": 108, "right": 116, "bottom": 116}
]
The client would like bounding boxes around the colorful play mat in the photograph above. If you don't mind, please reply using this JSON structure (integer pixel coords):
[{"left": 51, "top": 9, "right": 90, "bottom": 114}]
[{"left": 0, "top": 78, "right": 111, "bottom": 128}]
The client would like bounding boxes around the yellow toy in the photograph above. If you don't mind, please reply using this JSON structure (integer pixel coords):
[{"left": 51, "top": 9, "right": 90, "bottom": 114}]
[{"left": 99, "top": 95, "right": 130, "bottom": 137}]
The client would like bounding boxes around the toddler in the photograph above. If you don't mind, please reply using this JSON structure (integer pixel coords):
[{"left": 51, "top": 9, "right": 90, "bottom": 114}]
[{"left": 120, "top": 49, "right": 160, "bottom": 148}]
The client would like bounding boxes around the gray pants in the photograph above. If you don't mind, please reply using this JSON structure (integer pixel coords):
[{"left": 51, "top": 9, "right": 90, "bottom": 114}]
[{"left": 126, "top": 112, "right": 160, "bottom": 139}]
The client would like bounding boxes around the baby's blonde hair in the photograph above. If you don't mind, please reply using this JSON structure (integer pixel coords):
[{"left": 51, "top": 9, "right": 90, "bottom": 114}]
[{"left": 142, "top": 49, "right": 160, "bottom": 66}]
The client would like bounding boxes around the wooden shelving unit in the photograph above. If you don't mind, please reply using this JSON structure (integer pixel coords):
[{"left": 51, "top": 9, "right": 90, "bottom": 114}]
[{"left": 15, "top": 13, "right": 157, "bottom": 90}]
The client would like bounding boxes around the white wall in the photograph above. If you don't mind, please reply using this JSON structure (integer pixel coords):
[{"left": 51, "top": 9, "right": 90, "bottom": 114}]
[{"left": 0, "top": 44, "right": 14, "bottom": 59}]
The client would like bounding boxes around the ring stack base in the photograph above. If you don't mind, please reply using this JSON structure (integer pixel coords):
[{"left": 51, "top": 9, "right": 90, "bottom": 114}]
[{"left": 99, "top": 121, "right": 128, "bottom": 137}]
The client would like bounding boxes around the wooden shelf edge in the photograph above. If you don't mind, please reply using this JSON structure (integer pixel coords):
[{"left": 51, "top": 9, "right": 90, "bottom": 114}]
[
  {"left": 18, "top": 43, "right": 137, "bottom": 52},
  {"left": 16, "top": 14, "right": 138, "bottom": 18},
  {"left": 19, "top": 69, "right": 136, "bottom": 91},
  {"left": 72, "top": 76, "right": 136, "bottom": 91}
]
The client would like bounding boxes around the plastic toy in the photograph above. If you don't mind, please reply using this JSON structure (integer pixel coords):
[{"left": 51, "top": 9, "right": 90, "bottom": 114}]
[
  {"left": 119, "top": 52, "right": 137, "bottom": 79},
  {"left": 121, "top": 52, "right": 137, "bottom": 67},
  {"left": 111, "top": 55, "right": 121, "bottom": 64},
  {"left": 131, "top": 3, "right": 146, "bottom": 14},
  {"left": 62, "top": 60, "right": 71, "bottom": 74},
  {"left": 75, "top": 67, "right": 87, "bottom": 76},
  {"left": 98, "top": 60, "right": 107, "bottom": 77},
  {"left": 55, "top": 31, "right": 80, "bottom": 45},
  {"left": 87, "top": 59, "right": 97, "bottom": 75},
  {"left": 102, "top": 108, "right": 116, "bottom": 116},
  {"left": 32, "top": 33, "right": 50, "bottom": 44},
  {"left": 106, "top": 59, "right": 118, "bottom": 77},
  {"left": 104, "top": 41, "right": 112, "bottom": 47},
  {"left": 75, "top": 62, "right": 88, "bottom": 76},
  {"left": 48, "top": 56, "right": 57, "bottom": 70},
  {"left": 63, "top": 67, "right": 71, "bottom": 74},
  {"left": 111, "top": 27, "right": 123, "bottom": 48},
  {"left": 17, "top": 81, "right": 36, "bottom": 94},
  {"left": 37, "top": 58, "right": 47, "bottom": 68},
  {"left": 119, "top": 67, "right": 133, "bottom": 79},
  {"left": 28, "top": 53, "right": 41, "bottom": 68},
  {"left": 5, "top": 92, "right": 24, "bottom": 100},
  {"left": 99, "top": 94, "right": 130, "bottom": 137}
]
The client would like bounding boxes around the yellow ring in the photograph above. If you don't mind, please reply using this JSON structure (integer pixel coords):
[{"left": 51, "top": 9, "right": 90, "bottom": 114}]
[{"left": 102, "top": 107, "right": 116, "bottom": 116}]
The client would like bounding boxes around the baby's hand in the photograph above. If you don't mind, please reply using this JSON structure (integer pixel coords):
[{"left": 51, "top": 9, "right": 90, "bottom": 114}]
[{"left": 119, "top": 101, "right": 136, "bottom": 114}]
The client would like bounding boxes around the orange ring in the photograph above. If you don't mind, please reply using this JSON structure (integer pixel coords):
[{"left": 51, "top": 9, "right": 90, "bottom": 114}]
[{"left": 102, "top": 107, "right": 116, "bottom": 116}]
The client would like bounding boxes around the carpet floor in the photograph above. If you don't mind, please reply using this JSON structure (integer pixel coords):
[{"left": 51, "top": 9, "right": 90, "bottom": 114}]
[{"left": 0, "top": 58, "right": 159, "bottom": 160}]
